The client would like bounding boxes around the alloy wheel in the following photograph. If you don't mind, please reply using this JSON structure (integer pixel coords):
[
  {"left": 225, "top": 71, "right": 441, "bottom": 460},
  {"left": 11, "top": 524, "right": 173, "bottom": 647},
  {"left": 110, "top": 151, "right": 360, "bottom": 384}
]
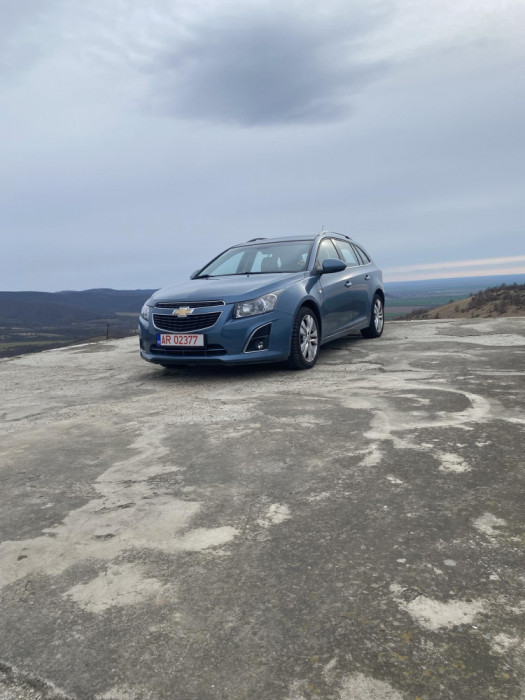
[
  {"left": 374, "top": 298, "right": 384, "bottom": 334},
  {"left": 299, "top": 314, "right": 318, "bottom": 362}
]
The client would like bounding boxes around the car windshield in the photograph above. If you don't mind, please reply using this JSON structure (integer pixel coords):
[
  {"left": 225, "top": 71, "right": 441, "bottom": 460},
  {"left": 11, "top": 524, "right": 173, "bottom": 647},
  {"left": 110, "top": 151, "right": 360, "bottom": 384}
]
[{"left": 197, "top": 241, "right": 314, "bottom": 277}]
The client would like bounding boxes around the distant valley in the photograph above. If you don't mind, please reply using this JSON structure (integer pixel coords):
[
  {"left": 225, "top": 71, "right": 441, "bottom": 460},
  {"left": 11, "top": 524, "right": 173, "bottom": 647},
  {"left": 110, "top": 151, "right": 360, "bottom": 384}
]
[
  {"left": 0, "top": 289, "right": 156, "bottom": 358},
  {"left": 1, "top": 273, "right": 525, "bottom": 358}
]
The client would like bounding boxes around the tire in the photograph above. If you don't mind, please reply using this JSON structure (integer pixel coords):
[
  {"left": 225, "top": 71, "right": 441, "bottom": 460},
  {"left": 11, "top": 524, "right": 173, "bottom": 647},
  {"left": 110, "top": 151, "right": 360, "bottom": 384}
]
[
  {"left": 361, "top": 294, "right": 384, "bottom": 338},
  {"left": 287, "top": 307, "right": 320, "bottom": 370}
]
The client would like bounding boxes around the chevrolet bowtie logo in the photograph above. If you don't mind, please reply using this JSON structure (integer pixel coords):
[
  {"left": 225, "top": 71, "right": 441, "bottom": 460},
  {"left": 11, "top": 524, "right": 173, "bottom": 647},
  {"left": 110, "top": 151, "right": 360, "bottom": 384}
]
[{"left": 172, "top": 306, "right": 194, "bottom": 318}]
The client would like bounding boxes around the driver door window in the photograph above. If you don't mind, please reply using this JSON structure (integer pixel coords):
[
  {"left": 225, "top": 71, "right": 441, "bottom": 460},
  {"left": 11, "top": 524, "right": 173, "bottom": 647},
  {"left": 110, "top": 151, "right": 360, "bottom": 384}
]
[{"left": 315, "top": 239, "right": 340, "bottom": 269}]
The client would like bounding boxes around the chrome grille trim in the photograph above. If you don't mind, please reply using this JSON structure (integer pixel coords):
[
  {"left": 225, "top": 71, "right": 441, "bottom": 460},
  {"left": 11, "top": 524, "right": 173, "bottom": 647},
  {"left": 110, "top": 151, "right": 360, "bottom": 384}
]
[
  {"left": 154, "top": 300, "right": 225, "bottom": 309},
  {"left": 153, "top": 311, "right": 222, "bottom": 332}
]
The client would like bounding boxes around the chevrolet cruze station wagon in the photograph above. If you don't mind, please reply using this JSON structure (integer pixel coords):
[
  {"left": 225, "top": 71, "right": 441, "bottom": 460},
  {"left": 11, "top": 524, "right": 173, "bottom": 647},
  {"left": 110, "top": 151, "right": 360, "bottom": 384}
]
[{"left": 139, "top": 232, "right": 384, "bottom": 370}]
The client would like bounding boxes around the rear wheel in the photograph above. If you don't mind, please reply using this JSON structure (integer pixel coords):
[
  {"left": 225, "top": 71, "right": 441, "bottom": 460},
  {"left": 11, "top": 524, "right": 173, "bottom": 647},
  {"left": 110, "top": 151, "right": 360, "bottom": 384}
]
[
  {"left": 361, "top": 294, "right": 384, "bottom": 338},
  {"left": 287, "top": 307, "right": 320, "bottom": 370}
]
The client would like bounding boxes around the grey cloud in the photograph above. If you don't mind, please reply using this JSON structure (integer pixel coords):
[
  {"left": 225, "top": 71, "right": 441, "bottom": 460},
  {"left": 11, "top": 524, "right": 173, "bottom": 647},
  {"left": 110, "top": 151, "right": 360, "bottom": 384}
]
[{"left": 151, "top": 7, "right": 389, "bottom": 125}]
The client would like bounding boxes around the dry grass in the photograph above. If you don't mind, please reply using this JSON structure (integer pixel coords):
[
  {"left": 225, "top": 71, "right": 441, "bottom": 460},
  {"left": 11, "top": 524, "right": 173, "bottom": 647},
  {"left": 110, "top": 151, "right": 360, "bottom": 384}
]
[{"left": 406, "top": 284, "right": 525, "bottom": 320}]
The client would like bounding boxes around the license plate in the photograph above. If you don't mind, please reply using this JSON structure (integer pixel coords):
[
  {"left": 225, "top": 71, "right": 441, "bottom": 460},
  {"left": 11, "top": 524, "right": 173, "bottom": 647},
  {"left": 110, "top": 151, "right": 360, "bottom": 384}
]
[{"left": 157, "top": 333, "right": 204, "bottom": 347}]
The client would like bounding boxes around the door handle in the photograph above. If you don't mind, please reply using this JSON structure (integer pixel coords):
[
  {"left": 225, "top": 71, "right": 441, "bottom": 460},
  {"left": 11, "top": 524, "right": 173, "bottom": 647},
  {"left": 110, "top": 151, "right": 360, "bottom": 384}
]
[
  {"left": 364, "top": 274, "right": 370, "bottom": 280},
  {"left": 345, "top": 280, "right": 352, "bottom": 287}
]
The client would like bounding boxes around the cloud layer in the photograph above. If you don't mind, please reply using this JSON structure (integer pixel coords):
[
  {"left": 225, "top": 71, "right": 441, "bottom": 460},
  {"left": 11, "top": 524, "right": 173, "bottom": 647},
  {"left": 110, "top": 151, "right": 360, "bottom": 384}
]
[{"left": 0, "top": 0, "right": 524, "bottom": 290}]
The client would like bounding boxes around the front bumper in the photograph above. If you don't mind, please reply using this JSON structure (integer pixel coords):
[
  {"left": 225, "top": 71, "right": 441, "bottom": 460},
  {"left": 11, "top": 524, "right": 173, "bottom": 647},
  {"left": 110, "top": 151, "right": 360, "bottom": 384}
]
[{"left": 139, "top": 305, "right": 294, "bottom": 366}]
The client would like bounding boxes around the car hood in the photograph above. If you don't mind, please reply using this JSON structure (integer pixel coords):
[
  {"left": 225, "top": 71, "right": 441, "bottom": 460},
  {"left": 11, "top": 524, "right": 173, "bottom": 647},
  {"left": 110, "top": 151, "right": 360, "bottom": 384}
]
[{"left": 149, "top": 272, "right": 306, "bottom": 305}]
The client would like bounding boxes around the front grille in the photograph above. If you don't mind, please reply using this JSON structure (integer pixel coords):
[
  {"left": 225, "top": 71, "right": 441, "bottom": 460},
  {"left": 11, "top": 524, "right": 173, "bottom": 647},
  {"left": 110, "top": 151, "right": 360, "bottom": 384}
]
[
  {"left": 151, "top": 344, "right": 227, "bottom": 357},
  {"left": 153, "top": 312, "right": 221, "bottom": 332},
  {"left": 154, "top": 300, "right": 224, "bottom": 309}
]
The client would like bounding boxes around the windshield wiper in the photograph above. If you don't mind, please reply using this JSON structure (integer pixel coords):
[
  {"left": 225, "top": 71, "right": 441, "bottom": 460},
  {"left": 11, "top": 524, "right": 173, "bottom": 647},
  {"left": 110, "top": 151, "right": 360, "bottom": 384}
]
[{"left": 195, "top": 274, "right": 216, "bottom": 279}]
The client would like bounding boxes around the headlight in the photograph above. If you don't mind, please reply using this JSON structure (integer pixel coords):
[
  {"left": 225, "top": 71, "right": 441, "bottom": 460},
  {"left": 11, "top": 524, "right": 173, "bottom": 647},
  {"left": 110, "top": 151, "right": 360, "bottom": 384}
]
[
  {"left": 140, "top": 303, "right": 150, "bottom": 321},
  {"left": 233, "top": 290, "right": 282, "bottom": 319}
]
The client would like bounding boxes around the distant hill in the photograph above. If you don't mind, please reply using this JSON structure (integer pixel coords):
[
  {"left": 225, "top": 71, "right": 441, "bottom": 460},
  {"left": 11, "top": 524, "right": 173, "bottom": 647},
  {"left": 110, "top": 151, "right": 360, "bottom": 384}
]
[
  {"left": 405, "top": 284, "right": 525, "bottom": 320},
  {"left": 0, "top": 298, "right": 110, "bottom": 326},
  {"left": 384, "top": 274, "right": 525, "bottom": 320},
  {"left": 385, "top": 273, "right": 525, "bottom": 299},
  {"left": 0, "top": 288, "right": 157, "bottom": 358},
  {"left": 0, "top": 289, "right": 157, "bottom": 317}
]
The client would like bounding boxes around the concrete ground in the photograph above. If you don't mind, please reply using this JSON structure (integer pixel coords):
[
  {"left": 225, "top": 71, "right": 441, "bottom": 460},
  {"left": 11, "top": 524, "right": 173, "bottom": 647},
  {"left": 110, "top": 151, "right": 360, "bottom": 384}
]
[{"left": 0, "top": 319, "right": 523, "bottom": 700}]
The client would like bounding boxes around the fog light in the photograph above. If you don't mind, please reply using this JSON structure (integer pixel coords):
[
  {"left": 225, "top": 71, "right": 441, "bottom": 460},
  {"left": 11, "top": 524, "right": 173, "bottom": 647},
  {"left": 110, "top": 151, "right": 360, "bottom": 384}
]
[{"left": 244, "top": 323, "right": 272, "bottom": 353}]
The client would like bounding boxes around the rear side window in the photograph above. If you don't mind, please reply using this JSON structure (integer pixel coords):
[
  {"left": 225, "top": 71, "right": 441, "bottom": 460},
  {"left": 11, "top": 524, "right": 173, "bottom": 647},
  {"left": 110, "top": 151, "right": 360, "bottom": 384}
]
[
  {"left": 353, "top": 245, "right": 370, "bottom": 264},
  {"left": 334, "top": 240, "right": 360, "bottom": 266}
]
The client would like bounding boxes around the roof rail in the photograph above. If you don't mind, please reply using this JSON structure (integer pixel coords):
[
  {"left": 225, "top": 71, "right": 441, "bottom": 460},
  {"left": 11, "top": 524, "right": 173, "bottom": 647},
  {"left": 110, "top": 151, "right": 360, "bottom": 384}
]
[
  {"left": 320, "top": 230, "right": 354, "bottom": 241},
  {"left": 247, "top": 237, "right": 267, "bottom": 242}
]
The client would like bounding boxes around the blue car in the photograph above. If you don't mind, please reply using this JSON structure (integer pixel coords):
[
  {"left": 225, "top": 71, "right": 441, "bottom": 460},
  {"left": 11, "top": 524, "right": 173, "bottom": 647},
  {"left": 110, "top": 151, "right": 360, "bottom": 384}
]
[{"left": 139, "top": 232, "right": 384, "bottom": 370}]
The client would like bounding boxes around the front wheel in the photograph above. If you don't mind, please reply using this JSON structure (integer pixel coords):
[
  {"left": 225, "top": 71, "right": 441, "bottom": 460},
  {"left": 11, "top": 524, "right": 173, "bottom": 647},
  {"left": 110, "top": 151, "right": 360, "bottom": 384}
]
[
  {"left": 287, "top": 307, "right": 320, "bottom": 370},
  {"left": 361, "top": 294, "right": 384, "bottom": 338}
]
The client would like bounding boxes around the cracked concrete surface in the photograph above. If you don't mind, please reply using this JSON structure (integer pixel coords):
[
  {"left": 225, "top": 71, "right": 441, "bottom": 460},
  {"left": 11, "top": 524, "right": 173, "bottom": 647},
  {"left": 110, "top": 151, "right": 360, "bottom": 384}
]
[{"left": 0, "top": 319, "right": 524, "bottom": 699}]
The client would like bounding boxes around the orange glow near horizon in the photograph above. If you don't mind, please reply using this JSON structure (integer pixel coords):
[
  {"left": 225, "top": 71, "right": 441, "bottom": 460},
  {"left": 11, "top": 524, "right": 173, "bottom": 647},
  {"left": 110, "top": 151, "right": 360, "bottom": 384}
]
[{"left": 383, "top": 256, "right": 525, "bottom": 283}]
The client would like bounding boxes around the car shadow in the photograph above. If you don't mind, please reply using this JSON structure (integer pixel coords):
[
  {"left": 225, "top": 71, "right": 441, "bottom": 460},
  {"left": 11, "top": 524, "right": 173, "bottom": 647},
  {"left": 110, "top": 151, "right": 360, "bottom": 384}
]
[
  {"left": 322, "top": 333, "right": 364, "bottom": 353},
  {"left": 150, "top": 362, "right": 287, "bottom": 382}
]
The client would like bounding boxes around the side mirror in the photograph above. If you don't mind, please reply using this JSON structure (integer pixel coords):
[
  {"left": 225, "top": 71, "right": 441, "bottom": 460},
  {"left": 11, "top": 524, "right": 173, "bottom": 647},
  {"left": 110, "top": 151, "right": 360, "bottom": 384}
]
[{"left": 321, "top": 258, "right": 346, "bottom": 274}]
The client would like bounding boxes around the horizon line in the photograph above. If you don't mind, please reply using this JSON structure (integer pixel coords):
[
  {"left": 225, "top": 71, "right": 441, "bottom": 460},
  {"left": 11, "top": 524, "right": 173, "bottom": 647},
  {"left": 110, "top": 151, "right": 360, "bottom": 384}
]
[{"left": 2, "top": 269, "right": 525, "bottom": 293}]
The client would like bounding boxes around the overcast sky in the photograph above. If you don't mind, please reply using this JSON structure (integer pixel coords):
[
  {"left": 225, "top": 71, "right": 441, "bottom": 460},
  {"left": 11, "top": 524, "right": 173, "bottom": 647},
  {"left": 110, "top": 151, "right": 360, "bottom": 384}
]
[{"left": 1, "top": 0, "right": 524, "bottom": 291}]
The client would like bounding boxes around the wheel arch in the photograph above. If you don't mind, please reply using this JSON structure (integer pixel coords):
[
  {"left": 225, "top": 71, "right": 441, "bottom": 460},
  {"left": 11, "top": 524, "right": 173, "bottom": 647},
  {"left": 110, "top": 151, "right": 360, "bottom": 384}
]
[
  {"left": 375, "top": 288, "right": 385, "bottom": 305},
  {"left": 297, "top": 298, "right": 322, "bottom": 337}
]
